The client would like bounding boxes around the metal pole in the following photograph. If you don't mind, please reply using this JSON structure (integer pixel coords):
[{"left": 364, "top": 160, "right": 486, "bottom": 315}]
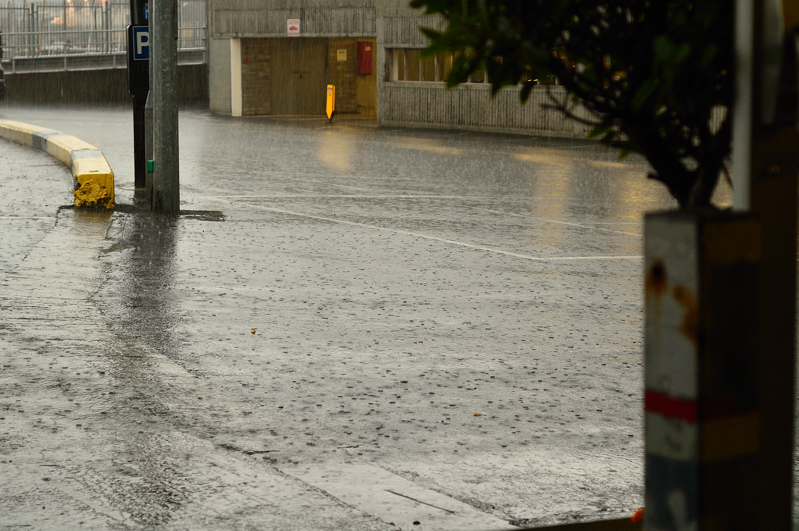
[
  {"left": 132, "top": 97, "right": 147, "bottom": 191},
  {"left": 34, "top": 4, "right": 38, "bottom": 56},
  {"left": 103, "top": 1, "right": 107, "bottom": 54},
  {"left": 129, "top": 0, "right": 148, "bottom": 192},
  {"left": 145, "top": 1, "right": 154, "bottom": 203},
  {"left": 151, "top": 0, "right": 179, "bottom": 213},
  {"left": 27, "top": 4, "right": 32, "bottom": 56},
  {"left": 733, "top": 0, "right": 798, "bottom": 528},
  {"left": 147, "top": 0, "right": 154, "bottom": 201},
  {"left": 145, "top": 89, "right": 154, "bottom": 202}
]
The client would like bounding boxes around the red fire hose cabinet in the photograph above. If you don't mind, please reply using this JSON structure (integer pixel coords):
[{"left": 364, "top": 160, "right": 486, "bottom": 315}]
[{"left": 357, "top": 42, "right": 373, "bottom": 75}]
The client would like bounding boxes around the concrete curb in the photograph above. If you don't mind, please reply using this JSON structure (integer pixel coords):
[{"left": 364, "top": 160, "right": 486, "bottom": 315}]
[{"left": 0, "top": 119, "right": 115, "bottom": 209}]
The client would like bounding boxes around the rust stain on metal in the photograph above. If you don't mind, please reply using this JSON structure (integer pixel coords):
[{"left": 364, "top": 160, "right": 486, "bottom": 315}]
[
  {"left": 672, "top": 285, "right": 698, "bottom": 343},
  {"left": 645, "top": 260, "right": 668, "bottom": 298}
]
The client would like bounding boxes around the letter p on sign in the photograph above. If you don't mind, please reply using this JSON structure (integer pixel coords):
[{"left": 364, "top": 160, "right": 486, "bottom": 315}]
[{"left": 133, "top": 26, "right": 149, "bottom": 60}]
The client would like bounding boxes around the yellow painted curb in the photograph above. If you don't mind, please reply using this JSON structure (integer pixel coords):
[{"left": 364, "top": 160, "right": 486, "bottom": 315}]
[
  {"left": 0, "top": 119, "right": 52, "bottom": 146},
  {"left": 0, "top": 119, "right": 115, "bottom": 209},
  {"left": 46, "top": 134, "right": 99, "bottom": 166}
]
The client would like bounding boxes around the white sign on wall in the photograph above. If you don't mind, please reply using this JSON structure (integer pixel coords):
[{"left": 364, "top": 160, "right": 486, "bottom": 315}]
[{"left": 287, "top": 18, "right": 300, "bottom": 37}]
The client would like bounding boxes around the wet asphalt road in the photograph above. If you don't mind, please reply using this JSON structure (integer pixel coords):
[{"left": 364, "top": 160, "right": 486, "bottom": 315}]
[{"left": 0, "top": 105, "right": 734, "bottom": 529}]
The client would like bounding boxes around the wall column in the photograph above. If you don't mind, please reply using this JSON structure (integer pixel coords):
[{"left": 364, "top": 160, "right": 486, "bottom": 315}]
[{"left": 230, "top": 38, "right": 242, "bottom": 117}]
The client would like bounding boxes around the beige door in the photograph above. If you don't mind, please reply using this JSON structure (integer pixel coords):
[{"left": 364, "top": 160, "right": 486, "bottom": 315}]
[{"left": 270, "top": 38, "right": 328, "bottom": 115}]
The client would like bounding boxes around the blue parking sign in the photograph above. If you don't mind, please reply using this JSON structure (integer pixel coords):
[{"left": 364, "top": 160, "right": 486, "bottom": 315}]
[{"left": 132, "top": 26, "right": 149, "bottom": 60}]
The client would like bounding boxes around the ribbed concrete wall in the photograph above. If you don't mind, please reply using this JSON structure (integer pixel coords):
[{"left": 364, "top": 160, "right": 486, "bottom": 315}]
[
  {"left": 379, "top": 15, "right": 442, "bottom": 47},
  {"left": 379, "top": 83, "right": 594, "bottom": 137},
  {"left": 374, "top": 0, "right": 420, "bottom": 17},
  {"left": 213, "top": 0, "right": 373, "bottom": 9},
  {"left": 211, "top": 0, "right": 375, "bottom": 37}
]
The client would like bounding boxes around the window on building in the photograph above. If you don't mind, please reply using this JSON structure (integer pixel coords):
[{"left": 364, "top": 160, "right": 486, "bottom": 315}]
[
  {"left": 388, "top": 48, "right": 558, "bottom": 85},
  {"left": 405, "top": 49, "right": 422, "bottom": 81},
  {"left": 469, "top": 66, "right": 486, "bottom": 84},
  {"left": 389, "top": 49, "right": 489, "bottom": 84}
]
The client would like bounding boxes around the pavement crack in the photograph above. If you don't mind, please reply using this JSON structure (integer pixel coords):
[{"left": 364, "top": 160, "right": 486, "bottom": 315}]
[{"left": 385, "top": 489, "right": 458, "bottom": 515}]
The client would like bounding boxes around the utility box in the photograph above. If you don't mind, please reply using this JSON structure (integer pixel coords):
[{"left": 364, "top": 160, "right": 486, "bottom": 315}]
[{"left": 357, "top": 42, "right": 372, "bottom": 75}]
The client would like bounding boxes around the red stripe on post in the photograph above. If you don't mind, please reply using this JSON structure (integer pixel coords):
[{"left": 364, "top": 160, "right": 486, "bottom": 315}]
[{"left": 645, "top": 390, "right": 697, "bottom": 422}]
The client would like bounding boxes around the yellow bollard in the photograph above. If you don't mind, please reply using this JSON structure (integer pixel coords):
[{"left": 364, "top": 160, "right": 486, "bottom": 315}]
[{"left": 326, "top": 85, "right": 336, "bottom": 122}]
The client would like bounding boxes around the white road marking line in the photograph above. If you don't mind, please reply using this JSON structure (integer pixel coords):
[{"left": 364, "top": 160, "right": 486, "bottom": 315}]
[
  {"left": 204, "top": 194, "right": 497, "bottom": 200},
  {"left": 322, "top": 182, "right": 376, "bottom": 192},
  {"left": 0, "top": 216, "right": 52, "bottom": 220},
  {"left": 204, "top": 195, "right": 640, "bottom": 235},
  {"left": 585, "top": 221, "right": 641, "bottom": 225},
  {"left": 206, "top": 195, "right": 641, "bottom": 236},
  {"left": 211, "top": 198, "right": 642, "bottom": 262},
  {"left": 483, "top": 209, "right": 641, "bottom": 237}
]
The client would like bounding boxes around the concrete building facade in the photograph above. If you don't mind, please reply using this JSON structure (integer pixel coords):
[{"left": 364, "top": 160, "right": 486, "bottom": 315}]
[{"left": 208, "top": 0, "right": 591, "bottom": 136}]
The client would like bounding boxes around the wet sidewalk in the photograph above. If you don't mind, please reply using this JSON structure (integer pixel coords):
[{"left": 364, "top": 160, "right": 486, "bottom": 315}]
[
  {"left": 1, "top": 141, "right": 430, "bottom": 530},
  {"left": 0, "top": 107, "right": 683, "bottom": 529}
]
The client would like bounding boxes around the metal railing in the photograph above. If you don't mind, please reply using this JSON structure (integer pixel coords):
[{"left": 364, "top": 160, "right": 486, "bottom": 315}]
[{"left": 0, "top": 0, "right": 206, "bottom": 59}]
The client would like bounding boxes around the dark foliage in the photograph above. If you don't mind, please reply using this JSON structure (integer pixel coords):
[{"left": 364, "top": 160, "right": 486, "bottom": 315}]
[{"left": 410, "top": 0, "right": 733, "bottom": 208}]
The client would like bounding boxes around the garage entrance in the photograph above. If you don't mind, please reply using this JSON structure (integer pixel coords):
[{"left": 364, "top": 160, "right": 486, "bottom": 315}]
[{"left": 270, "top": 38, "right": 328, "bottom": 115}]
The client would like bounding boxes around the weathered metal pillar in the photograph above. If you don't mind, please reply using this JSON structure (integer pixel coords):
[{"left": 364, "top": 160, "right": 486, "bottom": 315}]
[
  {"left": 644, "top": 211, "right": 761, "bottom": 529},
  {"left": 151, "top": 0, "right": 180, "bottom": 213},
  {"left": 644, "top": 1, "right": 798, "bottom": 528},
  {"left": 733, "top": 0, "right": 799, "bottom": 529}
]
